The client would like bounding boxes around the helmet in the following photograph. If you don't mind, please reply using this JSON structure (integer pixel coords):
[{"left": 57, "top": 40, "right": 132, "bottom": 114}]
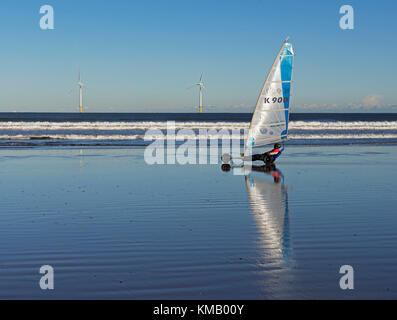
[{"left": 274, "top": 143, "right": 281, "bottom": 149}]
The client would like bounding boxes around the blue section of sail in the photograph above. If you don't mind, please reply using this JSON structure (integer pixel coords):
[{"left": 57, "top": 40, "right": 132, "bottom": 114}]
[
  {"left": 281, "top": 43, "right": 294, "bottom": 56},
  {"left": 280, "top": 48, "right": 293, "bottom": 137},
  {"left": 248, "top": 137, "right": 255, "bottom": 146},
  {"left": 280, "top": 56, "right": 293, "bottom": 81}
]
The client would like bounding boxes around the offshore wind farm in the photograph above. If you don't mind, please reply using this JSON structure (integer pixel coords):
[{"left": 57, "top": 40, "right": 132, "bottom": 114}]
[{"left": 68, "top": 71, "right": 207, "bottom": 114}]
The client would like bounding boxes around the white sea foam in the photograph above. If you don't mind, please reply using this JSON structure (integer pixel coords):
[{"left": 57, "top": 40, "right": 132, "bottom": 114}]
[
  {"left": 0, "top": 120, "right": 396, "bottom": 131},
  {"left": 0, "top": 121, "right": 249, "bottom": 131},
  {"left": 290, "top": 121, "right": 397, "bottom": 130},
  {"left": 0, "top": 134, "right": 245, "bottom": 140},
  {"left": 0, "top": 120, "right": 396, "bottom": 143},
  {"left": 1, "top": 133, "right": 397, "bottom": 141}
]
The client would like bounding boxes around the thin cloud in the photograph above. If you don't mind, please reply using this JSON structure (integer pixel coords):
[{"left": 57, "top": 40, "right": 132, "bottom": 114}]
[
  {"left": 295, "top": 94, "right": 395, "bottom": 112},
  {"left": 362, "top": 94, "right": 383, "bottom": 108}
]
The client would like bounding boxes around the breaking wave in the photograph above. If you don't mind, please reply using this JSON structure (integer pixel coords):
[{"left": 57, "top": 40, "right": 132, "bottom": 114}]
[
  {"left": 0, "top": 119, "right": 396, "bottom": 146},
  {"left": 1, "top": 133, "right": 397, "bottom": 141},
  {"left": 1, "top": 120, "right": 397, "bottom": 131}
]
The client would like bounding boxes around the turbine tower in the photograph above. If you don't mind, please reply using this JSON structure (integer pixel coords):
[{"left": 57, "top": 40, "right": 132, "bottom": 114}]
[
  {"left": 71, "top": 71, "right": 86, "bottom": 113},
  {"left": 190, "top": 73, "right": 205, "bottom": 113}
]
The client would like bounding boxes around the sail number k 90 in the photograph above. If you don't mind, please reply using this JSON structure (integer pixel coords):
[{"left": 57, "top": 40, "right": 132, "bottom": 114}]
[{"left": 264, "top": 97, "right": 288, "bottom": 104}]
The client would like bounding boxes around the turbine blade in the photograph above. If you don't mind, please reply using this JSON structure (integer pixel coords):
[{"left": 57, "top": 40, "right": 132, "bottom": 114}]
[{"left": 69, "top": 85, "right": 78, "bottom": 94}]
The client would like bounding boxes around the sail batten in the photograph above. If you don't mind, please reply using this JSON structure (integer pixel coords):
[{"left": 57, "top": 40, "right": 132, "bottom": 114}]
[{"left": 245, "top": 41, "right": 295, "bottom": 151}]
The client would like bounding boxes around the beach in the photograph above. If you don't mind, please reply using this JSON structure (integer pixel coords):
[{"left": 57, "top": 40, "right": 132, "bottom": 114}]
[{"left": 1, "top": 144, "right": 396, "bottom": 299}]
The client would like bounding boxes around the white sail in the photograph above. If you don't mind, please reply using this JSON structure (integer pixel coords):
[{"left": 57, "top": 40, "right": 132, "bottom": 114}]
[{"left": 245, "top": 40, "right": 294, "bottom": 151}]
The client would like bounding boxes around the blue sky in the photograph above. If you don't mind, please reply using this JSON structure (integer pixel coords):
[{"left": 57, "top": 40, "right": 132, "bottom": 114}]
[{"left": 0, "top": 0, "right": 396, "bottom": 112}]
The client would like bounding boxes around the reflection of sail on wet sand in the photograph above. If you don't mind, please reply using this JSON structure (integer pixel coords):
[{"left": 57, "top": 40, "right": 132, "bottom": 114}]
[{"left": 245, "top": 171, "right": 291, "bottom": 263}]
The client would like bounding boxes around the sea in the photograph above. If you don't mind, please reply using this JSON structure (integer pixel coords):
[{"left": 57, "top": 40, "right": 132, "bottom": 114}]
[{"left": 0, "top": 112, "right": 396, "bottom": 147}]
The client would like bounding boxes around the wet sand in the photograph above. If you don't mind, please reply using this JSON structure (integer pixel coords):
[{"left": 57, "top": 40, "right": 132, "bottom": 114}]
[{"left": 0, "top": 145, "right": 396, "bottom": 299}]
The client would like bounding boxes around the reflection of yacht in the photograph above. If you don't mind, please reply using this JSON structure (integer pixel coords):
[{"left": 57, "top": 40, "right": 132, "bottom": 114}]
[{"left": 244, "top": 166, "right": 291, "bottom": 263}]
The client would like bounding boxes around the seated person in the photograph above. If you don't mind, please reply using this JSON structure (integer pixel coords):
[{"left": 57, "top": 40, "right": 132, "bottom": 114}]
[{"left": 242, "top": 143, "right": 283, "bottom": 164}]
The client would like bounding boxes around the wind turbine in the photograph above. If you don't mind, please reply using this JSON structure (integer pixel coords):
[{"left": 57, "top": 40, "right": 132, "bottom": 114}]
[
  {"left": 189, "top": 73, "right": 205, "bottom": 113},
  {"left": 70, "top": 71, "right": 86, "bottom": 113}
]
